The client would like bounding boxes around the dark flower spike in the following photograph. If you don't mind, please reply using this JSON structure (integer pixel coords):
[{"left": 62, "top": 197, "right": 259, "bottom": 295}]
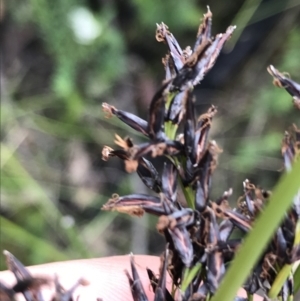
[
  {"left": 273, "top": 227, "right": 288, "bottom": 259},
  {"left": 213, "top": 206, "right": 252, "bottom": 233},
  {"left": 161, "top": 194, "right": 177, "bottom": 216},
  {"left": 172, "top": 25, "right": 235, "bottom": 90},
  {"left": 184, "top": 90, "right": 196, "bottom": 163},
  {"left": 218, "top": 219, "right": 234, "bottom": 242},
  {"left": 268, "top": 65, "right": 300, "bottom": 110},
  {"left": 281, "top": 127, "right": 300, "bottom": 217},
  {"left": 243, "top": 179, "right": 256, "bottom": 216},
  {"left": 161, "top": 161, "right": 178, "bottom": 203},
  {"left": 161, "top": 229, "right": 185, "bottom": 285},
  {"left": 170, "top": 208, "right": 196, "bottom": 228},
  {"left": 4, "top": 250, "right": 32, "bottom": 283},
  {"left": 184, "top": 33, "right": 211, "bottom": 71},
  {"left": 167, "top": 89, "right": 190, "bottom": 125},
  {"left": 146, "top": 269, "right": 157, "bottom": 295},
  {"left": 195, "top": 180, "right": 207, "bottom": 213},
  {"left": 157, "top": 216, "right": 194, "bottom": 267},
  {"left": 204, "top": 208, "right": 225, "bottom": 294},
  {"left": 244, "top": 266, "right": 264, "bottom": 294},
  {"left": 153, "top": 247, "right": 170, "bottom": 301},
  {"left": 146, "top": 269, "right": 174, "bottom": 301},
  {"left": 194, "top": 141, "right": 221, "bottom": 211},
  {"left": 97, "top": 10, "right": 300, "bottom": 301},
  {"left": 137, "top": 157, "right": 162, "bottom": 193},
  {"left": 282, "top": 132, "right": 295, "bottom": 172},
  {"left": 3, "top": 250, "right": 49, "bottom": 301},
  {"left": 162, "top": 54, "right": 177, "bottom": 81},
  {"left": 168, "top": 226, "right": 194, "bottom": 267},
  {"left": 148, "top": 82, "right": 170, "bottom": 141},
  {"left": 157, "top": 208, "right": 195, "bottom": 231},
  {"left": 53, "top": 274, "right": 89, "bottom": 301},
  {"left": 281, "top": 216, "right": 296, "bottom": 248},
  {"left": 261, "top": 252, "right": 278, "bottom": 281},
  {"left": 102, "top": 103, "right": 149, "bottom": 136},
  {"left": 194, "top": 106, "right": 217, "bottom": 166},
  {"left": 4, "top": 251, "right": 34, "bottom": 301},
  {"left": 191, "top": 25, "right": 236, "bottom": 86},
  {"left": 217, "top": 239, "right": 241, "bottom": 262},
  {"left": 156, "top": 23, "right": 184, "bottom": 72},
  {"left": 226, "top": 209, "right": 252, "bottom": 233},
  {"left": 193, "top": 6, "right": 213, "bottom": 52},
  {"left": 125, "top": 254, "right": 148, "bottom": 301},
  {"left": 102, "top": 193, "right": 165, "bottom": 217}
]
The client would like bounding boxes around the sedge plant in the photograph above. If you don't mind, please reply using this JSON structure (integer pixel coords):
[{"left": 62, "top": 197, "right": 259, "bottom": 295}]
[{"left": 1, "top": 7, "right": 300, "bottom": 301}]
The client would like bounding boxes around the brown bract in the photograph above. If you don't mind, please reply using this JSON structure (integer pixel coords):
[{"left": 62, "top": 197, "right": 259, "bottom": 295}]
[
  {"left": 101, "top": 146, "right": 114, "bottom": 161},
  {"left": 268, "top": 65, "right": 300, "bottom": 110},
  {"left": 102, "top": 102, "right": 116, "bottom": 118}
]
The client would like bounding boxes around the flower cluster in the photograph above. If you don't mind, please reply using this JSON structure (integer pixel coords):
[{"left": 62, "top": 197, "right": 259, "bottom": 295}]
[
  {"left": 1, "top": 8, "right": 299, "bottom": 301},
  {"left": 101, "top": 9, "right": 300, "bottom": 301}
]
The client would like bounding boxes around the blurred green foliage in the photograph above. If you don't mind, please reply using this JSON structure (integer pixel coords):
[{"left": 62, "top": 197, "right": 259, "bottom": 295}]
[{"left": 1, "top": 0, "right": 299, "bottom": 271}]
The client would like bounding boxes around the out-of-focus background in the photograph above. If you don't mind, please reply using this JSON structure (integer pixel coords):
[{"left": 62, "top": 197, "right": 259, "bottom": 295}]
[{"left": 1, "top": 0, "right": 300, "bottom": 269}]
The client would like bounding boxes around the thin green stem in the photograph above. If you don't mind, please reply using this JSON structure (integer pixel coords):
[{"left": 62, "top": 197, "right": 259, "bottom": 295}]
[
  {"left": 171, "top": 156, "right": 195, "bottom": 209},
  {"left": 294, "top": 219, "right": 300, "bottom": 244},
  {"left": 165, "top": 121, "right": 178, "bottom": 140},
  {"left": 294, "top": 262, "right": 300, "bottom": 292},
  {"left": 181, "top": 263, "right": 202, "bottom": 292},
  {"left": 180, "top": 180, "right": 195, "bottom": 209},
  {"left": 248, "top": 293, "right": 254, "bottom": 301},
  {"left": 287, "top": 295, "right": 293, "bottom": 301},
  {"left": 165, "top": 92, "right": 176, "bottom": 111},
  {"left": 269, "top": 264, "right": 292, "bottom": 299}
]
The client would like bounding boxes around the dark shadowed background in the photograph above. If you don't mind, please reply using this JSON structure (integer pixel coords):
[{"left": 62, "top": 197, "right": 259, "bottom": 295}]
[{"left": 1, "top": 0, "right": 300, "bottom": 269}]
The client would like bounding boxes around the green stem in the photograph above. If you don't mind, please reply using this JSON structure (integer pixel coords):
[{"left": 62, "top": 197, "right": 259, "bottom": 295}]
[
  {"left": 165, "top": 92, "right": 176, "bottom": 111},
  {"left": 294, "top": 219, "right": 300, "bottom": 244},
  {"left": 165, "top": 121, "right": 178, "bottom": 140},
  {"left": 269, "top": 264, "right": 292, "bottom": 299},
  {"left": 180, "top": 180, "right": 195, "bottom": 209},
  {"left": 181, "top": 263, "right": 202, "bottom": 292},
  {"left": 293, "top": 263, "right": 300, "bottom": 292},
  {"left": 171, "top": 156, "right": 195, "bottom": 209}
]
